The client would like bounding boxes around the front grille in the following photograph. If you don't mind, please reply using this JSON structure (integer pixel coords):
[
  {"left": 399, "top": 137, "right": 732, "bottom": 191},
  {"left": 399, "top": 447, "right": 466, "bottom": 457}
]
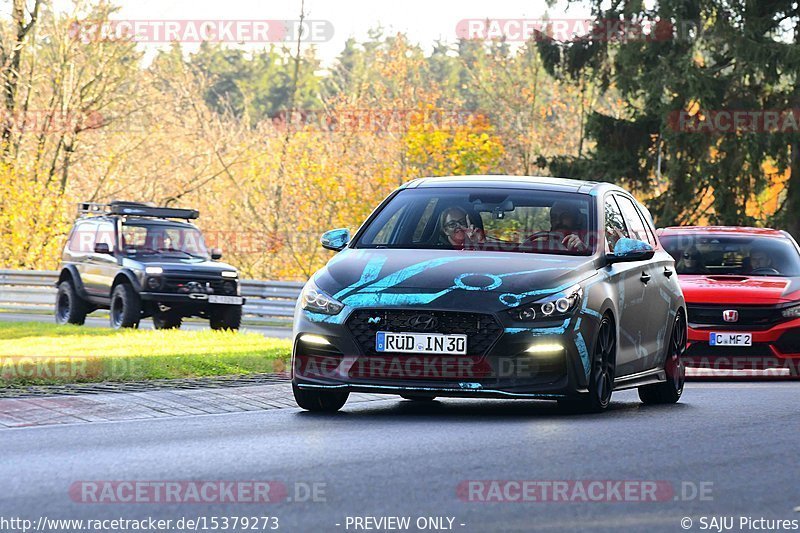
[
  {"left": 685, "top": 343, "right": 774, "bottom": 359},
  {"left": 687, "top": 304, "right": 785, "bottom": 330},
  {"left": 161, "top": 275, "right": 231, "bottom": 295},
  {"left": 776, "top": 329, "right": 800, "bottom": 355},
  {"left": 346, "top": 309, "right": 503, "bottom": 356}
]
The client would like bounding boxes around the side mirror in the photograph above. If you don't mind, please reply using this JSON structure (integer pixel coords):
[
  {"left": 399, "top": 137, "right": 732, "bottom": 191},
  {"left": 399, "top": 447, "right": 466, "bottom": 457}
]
[
  {"left": 606, "top": 238, "right": 655, "bottom": 264},
  {"left": 321, "top": 228, "right": 350, "bottom": 251},
  {"left": 94, "top": 242, "right": 111, "bottom": 254},
  {"left": 210, "top": 248, "right": 223, "bottom": 260}
]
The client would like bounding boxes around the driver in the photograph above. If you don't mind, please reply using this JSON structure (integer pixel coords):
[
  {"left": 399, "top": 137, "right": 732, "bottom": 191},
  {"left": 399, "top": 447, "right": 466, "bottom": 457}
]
[
  {"left": 550, "top": 201, "right": 588, "bottom": 252},
  {"left": 438, "top": 206, "right": 484, "bottom": 248},
  {"left": 749, "top": 247, "right": 775, "bottom": 273}
]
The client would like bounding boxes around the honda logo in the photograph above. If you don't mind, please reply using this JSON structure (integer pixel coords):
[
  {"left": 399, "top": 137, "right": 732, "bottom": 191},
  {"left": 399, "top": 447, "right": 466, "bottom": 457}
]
[
  {"left": 723, "top": 310, "right": 739, "bottom": 323},
  {"left": 406, "top": 314, "right": 439, "bottom": 331}
]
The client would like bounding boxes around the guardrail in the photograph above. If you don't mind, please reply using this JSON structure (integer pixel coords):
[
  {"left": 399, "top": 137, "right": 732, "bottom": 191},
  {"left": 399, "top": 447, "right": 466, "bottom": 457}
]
[{"left": 0, "top": 269, "right": 303, "bottom": 324}]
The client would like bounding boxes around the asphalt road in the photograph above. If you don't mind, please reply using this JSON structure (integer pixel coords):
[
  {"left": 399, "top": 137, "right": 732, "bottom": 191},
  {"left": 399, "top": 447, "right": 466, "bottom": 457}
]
[
  {"left": 0, "top": 311, "right": 292, "bottom": 339},
  {"left": 1, "top": 382, "right": 798, "bottom": 533}
]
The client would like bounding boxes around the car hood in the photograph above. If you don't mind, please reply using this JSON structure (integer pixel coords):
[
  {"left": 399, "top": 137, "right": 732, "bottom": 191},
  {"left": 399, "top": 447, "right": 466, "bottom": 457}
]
[
  {"left": 124, "top": 256, "right": 237, "bottom": 275},
  {"left": 678, "top": 275, "right": 800, "bottom": 305},
  {"left": 313, "top": 248, "right": 597, "bottom": 311}
]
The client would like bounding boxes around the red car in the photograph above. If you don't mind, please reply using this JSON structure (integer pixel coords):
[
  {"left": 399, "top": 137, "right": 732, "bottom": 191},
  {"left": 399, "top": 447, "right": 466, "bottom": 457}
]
[{"left": 658, "top": 226, "right": 800, "bottom": 377}]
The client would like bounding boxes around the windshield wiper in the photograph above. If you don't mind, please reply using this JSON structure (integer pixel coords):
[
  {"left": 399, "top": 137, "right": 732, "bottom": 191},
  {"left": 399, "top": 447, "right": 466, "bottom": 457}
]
[
  {"left": 156, "top": 248, "right": 207, "bottom": 259},
  {"left": 126, "top": 247, "right": 157, "bottom": 255}
]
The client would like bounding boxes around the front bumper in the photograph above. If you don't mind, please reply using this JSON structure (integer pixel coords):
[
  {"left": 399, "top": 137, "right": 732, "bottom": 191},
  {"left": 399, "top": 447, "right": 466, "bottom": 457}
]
[
  {"left": 686, "top": 317, "right": 800, "bottom": 372},
  {"left": 291, "top": 307, "right": 601, "bottom": 398}
]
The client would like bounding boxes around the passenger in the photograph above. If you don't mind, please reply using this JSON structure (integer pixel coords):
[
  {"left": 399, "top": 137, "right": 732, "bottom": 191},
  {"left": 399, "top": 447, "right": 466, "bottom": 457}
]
[
  {"left": 678, "top": 247, "right": 705, "bottom": 274},
  {"left": 438, "top": 206, "right": 484, "bottom": 248}
]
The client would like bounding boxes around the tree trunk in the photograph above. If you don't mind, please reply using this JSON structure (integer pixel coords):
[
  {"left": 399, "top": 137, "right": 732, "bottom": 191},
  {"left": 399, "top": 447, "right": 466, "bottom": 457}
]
[
  {"left": 2, "top": 0, "right": 41, "bottom": 148},
  {"left": 785, "top": 141, "right": 800, "bottom": 240}
]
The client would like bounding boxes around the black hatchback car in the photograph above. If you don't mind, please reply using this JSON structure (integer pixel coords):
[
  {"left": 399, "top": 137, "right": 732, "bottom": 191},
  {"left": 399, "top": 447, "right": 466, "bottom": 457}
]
[
  {"left": 292, "top": 176, "right": 687, "bottom": 412},
  {"left": 55, "top": 201, "right": 244, "bottom": 330}
]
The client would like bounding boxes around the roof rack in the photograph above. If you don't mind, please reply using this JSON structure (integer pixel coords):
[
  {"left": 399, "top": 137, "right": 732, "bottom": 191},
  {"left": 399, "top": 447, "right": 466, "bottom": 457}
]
[{"left": 77, "top": 201, "right": 200, "bottom": 220}]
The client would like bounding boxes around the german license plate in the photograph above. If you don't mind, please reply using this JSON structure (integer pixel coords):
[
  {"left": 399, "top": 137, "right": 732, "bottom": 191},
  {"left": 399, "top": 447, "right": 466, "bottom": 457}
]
[
  {"left": 208, "top": 295, "right": 243, "bottom": 305},
  {"left": 709, "top": 332, "right": 752, "bottom": 346},
  {"left": 375, "top": 331, "right": 467, "bottom": 355}
]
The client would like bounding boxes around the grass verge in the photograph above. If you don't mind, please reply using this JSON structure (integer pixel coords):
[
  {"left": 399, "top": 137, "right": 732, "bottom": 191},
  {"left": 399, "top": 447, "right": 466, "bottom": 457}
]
[{"left": 0, "top": 321, "right": 291, "bottom": 386}]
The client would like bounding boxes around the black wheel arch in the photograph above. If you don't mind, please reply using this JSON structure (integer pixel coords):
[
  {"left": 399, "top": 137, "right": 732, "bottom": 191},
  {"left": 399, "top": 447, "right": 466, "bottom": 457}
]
[
  {"left": 57, "top": 266, "right": 89, "bottom": 299},
  {"left": 110, "top": 269, "right": 142, "bottom": 294}
]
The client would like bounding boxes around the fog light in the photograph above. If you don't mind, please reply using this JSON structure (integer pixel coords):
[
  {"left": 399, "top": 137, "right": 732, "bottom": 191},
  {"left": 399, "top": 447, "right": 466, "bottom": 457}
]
[
  {"left": 299, "top": 334, "right": 330, "bottom": 345},
  {"left": 525, "top": 343, "right": 564, "bottom": 354},
  {"left": 222, "top": 281, "right": 236, "bottom": 295},
  {"left": 146, "top": 276, "right": 161, "bottom": 290}
]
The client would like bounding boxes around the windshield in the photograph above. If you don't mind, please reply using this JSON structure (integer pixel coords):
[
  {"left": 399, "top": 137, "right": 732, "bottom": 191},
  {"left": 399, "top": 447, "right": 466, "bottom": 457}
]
[
  {"left": 661, "top": 234, "right": 800, "bottom": 277},
  {"left": 356, "top": 188, "right": 595, "bottom": 255},
  {"left": 121, "top": 223, "right": 209, "bottom": 259}
]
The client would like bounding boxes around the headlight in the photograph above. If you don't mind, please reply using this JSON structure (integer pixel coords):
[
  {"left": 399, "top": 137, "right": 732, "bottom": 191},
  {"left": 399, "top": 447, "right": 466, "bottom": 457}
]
[
  {"left": 146, "top": 276, "right": 161, "bottom": 290},
  {"left": 783, "top": 304, "right": 800, "bottom": 319},
  {"left": 300, "top": 280, "right": 344, "bottom": 315},
  {"left": 221, "top": 270, "right": 238, "bottom": 278},
  {"left": 508, "top": 285, "right": 583, "bottom": 322},
  {"left": 222, "top": 281, "right": 237, "bottom": 295}
]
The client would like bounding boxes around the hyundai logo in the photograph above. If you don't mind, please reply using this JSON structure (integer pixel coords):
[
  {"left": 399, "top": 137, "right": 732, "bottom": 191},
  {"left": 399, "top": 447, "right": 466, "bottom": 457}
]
[
  {"left": 406, "top": 314, "right": 439, "bottom": 331},
  {"left": 723, "top": 310, "right": 739, "bottom": 323}
]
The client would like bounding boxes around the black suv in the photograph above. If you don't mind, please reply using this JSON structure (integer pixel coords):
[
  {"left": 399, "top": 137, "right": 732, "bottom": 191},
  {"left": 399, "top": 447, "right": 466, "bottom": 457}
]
[{"left": 55, "top": 201, "right": 245, "bottom": 330}]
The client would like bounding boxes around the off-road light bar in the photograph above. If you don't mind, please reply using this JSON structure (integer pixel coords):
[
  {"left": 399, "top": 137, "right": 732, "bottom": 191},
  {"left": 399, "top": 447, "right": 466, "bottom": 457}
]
[{"left": 78, "top": 201, "right": 199, "bottom": 220}]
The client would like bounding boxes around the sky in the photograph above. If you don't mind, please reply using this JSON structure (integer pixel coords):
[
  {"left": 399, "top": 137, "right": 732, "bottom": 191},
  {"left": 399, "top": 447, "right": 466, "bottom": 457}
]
[{"left": 52, "top": 0, "right": 593, "bottom": 65}]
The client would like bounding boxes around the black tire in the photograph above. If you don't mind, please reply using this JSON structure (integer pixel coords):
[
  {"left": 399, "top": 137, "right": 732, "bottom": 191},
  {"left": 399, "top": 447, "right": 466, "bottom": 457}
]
[
  {"left": 55, "top": 280, "right": 88, "bottom": 325},
  {"left": 110, "top": 283, "right": 141, "bottom": 329},
  {"left": 153, "top": 312, "right": 182, "bottom": 330},
  {"left": 293, "top": 382, "right": 349, "bottom": 412},
  {"left": 559, "top": 315, "right": 616, "bottom": 413},
  {"left": 639, "top": 312, "right": 687, "bottom": 404},
  {"left": 400, "top": 395, "right": 437, "bottom": 402},
  {"left": 210, "top": 305, "right": 242, "bottom": 330}
]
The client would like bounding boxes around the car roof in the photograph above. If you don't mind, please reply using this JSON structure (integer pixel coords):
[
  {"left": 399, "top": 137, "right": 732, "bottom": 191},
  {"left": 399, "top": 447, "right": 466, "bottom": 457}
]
[
  {"left": 403, "top": 175, "right": 625, "bottom": 195},
  {"left": 658, "top": 226, "right": 788, "bottom": 239}
]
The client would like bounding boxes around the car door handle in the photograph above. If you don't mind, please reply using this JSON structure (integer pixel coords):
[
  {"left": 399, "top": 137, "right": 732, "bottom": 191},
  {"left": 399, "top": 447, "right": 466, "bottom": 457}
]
[
  {"left": 664, "top": 268, "right": 674, "bottom": 278},
  {"left": 640, "top": 272, "right": 651, "bottom": 285}
]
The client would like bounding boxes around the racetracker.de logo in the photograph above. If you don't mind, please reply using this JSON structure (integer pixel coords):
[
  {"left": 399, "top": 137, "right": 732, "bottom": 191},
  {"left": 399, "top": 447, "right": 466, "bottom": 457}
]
[
  {"left": 69, "top": 481, "right": 289, "bottom": 504},
  {"left": 456, "top": 18, "right": 676, "bottom": 42},
  {"left": 668, "top": 109, "right": 800, "bottom": 134},
  {"left": 69, "top": 19, "right": 334, "bottom": 43},
  {"left": 457, "top": 480, "right": 713, "bottom": 503}
]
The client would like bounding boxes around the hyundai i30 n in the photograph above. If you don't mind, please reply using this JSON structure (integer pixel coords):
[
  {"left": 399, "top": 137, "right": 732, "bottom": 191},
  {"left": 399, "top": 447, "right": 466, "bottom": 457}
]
[{"left": 292, "top": 176, "right": 687, "bottom": 412}]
